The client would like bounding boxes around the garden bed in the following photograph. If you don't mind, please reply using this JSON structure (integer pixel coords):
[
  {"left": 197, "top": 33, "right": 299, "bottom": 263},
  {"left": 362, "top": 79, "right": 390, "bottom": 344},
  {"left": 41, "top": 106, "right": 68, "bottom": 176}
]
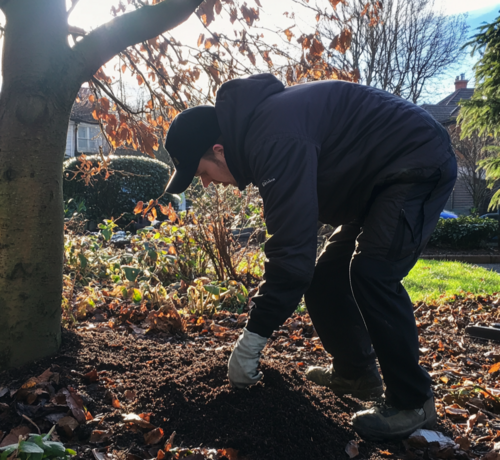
[{"left": 1, "top": 295, "right": 500, "bottom": 460}]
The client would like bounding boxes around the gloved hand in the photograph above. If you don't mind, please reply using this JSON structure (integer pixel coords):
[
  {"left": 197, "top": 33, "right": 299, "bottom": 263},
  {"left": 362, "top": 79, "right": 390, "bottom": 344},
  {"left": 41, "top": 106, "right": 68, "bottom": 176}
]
[{"left": 228, "top": 328, "right": 268, "bottom": 389}]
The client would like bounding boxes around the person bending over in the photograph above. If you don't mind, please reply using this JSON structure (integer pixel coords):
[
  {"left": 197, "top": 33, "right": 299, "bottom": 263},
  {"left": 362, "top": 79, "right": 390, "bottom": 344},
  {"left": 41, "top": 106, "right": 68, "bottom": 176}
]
[{"left": 163, "top": 74, "right": 456, "bottom": 441}]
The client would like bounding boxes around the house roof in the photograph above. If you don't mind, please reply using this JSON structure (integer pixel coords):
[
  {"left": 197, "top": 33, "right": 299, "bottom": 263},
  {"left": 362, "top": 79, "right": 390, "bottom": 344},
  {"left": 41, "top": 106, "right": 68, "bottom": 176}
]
[
  {"left": 420, "top": 104, "right": 457, "bottom": 123},
  {"left": 421, "top": 87, "right": 474, "bottom": 125},
  {"left": 70, "top": 88, "right": 98, "bottom": 124},
  {"left": 436, "top": 88, "right": 474, "bottom": 106}
]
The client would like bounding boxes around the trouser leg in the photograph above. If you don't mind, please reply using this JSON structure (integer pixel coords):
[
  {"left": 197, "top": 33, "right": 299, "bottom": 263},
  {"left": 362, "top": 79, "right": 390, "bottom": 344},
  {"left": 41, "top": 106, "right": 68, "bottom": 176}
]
[
  {"left": 350, "top": 156, "right": 457, "bottom": 409},
  {"left": 304, "top": 224, "right": 376, "bottom": 379}
]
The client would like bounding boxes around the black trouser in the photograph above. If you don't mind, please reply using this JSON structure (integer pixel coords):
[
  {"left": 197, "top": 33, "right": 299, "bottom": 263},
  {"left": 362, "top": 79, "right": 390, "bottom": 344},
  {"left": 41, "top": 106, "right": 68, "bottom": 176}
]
[{"left": 305, "top": 155, "right": 457, "bottom": 409}]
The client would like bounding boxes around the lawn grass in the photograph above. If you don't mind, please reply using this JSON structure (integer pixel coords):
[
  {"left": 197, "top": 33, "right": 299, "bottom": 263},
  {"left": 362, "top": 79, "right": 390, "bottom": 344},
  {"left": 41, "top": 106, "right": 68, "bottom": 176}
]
[{"left": 403, "top": 259, "right": 500, "bottom": 303}]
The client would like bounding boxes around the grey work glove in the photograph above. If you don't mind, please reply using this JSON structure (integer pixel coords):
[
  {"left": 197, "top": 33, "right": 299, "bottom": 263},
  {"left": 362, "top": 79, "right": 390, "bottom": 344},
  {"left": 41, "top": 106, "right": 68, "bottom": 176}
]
[{"left": 228, "top": 328, "right": 268, "bottom": 389}]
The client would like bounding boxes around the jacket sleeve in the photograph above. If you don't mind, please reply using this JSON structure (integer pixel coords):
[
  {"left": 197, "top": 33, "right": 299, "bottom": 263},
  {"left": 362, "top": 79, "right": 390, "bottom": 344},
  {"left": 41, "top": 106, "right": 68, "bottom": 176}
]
[{"left": 245, "top": 136, "right": 320, "bottom": 338}]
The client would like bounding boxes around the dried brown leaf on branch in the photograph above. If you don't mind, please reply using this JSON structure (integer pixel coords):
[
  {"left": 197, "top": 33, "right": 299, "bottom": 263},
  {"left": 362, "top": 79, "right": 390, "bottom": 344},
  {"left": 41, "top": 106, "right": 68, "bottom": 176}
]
[
  {"left": 329, "top": 0, "right": 346, "bottom": 8},
  {"left": 197, "top": 0, "right": 218, "bottom": 26},
  {"left": 134, "top": 201, "right": 144, "bottom": 215},
  {"left": 240, "top": 4, "right": 259, "bottom": 26},
  {"left": 310, "top": 38, "right": 325, "bottom": 57},
  {"left": 330, "top": 28, "right": 352, "bottom": 53}
]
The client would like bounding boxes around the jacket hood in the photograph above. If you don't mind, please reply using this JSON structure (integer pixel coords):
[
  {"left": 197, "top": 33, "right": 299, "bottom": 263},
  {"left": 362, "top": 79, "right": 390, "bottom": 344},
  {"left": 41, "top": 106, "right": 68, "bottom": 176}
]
[{"left": 215, "top": 74, "right": 285, "bottom": 189}]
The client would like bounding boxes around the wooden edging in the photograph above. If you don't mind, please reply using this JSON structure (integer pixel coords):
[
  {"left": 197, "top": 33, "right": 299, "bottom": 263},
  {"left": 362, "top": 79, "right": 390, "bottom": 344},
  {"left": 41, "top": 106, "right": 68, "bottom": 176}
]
[{"left": 419, "top": 255, "right": 500, "bottom": 264}]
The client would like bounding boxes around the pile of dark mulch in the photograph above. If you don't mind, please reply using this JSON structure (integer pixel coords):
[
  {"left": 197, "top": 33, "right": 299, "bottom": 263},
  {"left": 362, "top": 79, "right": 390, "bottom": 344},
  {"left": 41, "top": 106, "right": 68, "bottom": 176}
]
[{"left": 0, "top": 326, "right": 404, "bottom": 460}]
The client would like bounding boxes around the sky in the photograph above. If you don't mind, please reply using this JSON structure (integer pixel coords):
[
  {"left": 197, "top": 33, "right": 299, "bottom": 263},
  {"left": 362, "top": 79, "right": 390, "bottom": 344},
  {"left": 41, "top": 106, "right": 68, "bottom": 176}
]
[
  {"left": 63, "top": 0, "right": 500, "bottom": 54},
  {"left": 439, "top": 0, "right": 499, "bottom": 14},
  {"left": 1, "top": 0, "right": 500, "bottom": 98},
  {"left": 65, "top": 0, "right": 500, "bottom": 30}
]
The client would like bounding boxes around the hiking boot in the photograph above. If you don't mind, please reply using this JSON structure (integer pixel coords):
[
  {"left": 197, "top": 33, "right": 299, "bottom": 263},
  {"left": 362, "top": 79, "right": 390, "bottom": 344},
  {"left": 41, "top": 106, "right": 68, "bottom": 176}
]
[
  {"left": 305, "top": 364, "right": 383, "bottom": 400},
  {"left": 352, "top": 397, "right": 437, "bottom": 441}
]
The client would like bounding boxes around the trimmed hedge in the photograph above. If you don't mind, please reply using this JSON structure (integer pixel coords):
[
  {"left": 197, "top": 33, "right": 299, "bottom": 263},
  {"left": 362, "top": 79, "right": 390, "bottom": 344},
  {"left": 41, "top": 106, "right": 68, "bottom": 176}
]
[
  {"left": 63, "top": 155, "right": 178, "bottom": 225},
  {"left": 429, "top": 215, "right": 498, "bottom": 248}
]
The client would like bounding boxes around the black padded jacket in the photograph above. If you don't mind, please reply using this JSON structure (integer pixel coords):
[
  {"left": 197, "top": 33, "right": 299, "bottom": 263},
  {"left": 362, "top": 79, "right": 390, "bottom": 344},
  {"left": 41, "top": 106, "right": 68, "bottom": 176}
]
[{"left": 214, "top": 73, "right": 453, "bottom": 338}]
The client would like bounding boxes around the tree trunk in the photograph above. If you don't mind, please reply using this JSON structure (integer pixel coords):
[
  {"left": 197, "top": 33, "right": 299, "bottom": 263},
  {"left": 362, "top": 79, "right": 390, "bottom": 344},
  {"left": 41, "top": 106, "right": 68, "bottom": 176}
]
[
  {"left": 0, "top": 0, "right": 77, "bottom": 370},
  {"left": 0, "top": 0, "right": 202, "bottom": 370}
]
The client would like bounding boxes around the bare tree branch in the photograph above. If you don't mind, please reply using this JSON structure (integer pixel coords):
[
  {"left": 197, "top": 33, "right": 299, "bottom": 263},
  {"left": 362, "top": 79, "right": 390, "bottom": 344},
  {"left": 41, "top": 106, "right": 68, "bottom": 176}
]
[
  {"left": 91, "top": 76, "right": 144, "bottom": 116},
  {"left": 73, "top": 0, "right": 204, "bottom": 81},
  {"left": 67, "top": 0, "right": 81, "bottom": 16},
  {"left": 448, "top": 125, "right": 498, "bottom": 212},
  {"left": 320, "top": 0, "right": 468, "bottom": 103}
]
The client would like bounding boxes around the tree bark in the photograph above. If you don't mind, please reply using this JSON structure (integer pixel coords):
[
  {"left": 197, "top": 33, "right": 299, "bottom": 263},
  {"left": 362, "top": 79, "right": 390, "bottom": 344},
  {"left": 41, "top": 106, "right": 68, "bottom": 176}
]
[
  {"left": 0, "top": 0, "right": 74, "bottom": 369},
  {"left": 0, "top": 0, "right": 203, "bottom": 370}
]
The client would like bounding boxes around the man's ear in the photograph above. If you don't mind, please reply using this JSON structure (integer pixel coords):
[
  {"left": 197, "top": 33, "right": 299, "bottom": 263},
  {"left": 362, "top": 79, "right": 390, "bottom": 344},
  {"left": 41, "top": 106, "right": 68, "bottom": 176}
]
[{"left": 213, "top": 144, "right": 225, "bottom": 157}]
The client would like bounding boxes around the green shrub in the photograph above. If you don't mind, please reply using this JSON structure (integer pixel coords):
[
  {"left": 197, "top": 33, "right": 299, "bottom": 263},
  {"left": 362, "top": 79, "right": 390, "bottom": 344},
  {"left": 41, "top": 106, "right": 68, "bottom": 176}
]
[
  {"left": 0, "top": 428, "right": 75, "bottom": 460},
  {"left": 429, "top": 215, "right": 498, "bottom": 248},
  {"left": 63, "top": 155, "right": 178, "bottom": 225}
]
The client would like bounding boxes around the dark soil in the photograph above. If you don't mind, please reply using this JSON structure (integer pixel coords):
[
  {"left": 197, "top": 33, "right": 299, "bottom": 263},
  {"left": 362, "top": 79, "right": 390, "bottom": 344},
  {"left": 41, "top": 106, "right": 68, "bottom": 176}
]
[
  {"left": 1, "top": 297, "right": 499, "bottom": 460},
  {"left": 0, "top": 325, "right": 398, "bottom": 460}
]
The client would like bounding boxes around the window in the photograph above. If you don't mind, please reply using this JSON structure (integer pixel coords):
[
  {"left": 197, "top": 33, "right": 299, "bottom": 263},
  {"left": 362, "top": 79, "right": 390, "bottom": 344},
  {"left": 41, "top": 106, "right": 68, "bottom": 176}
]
[{"left": 77, "top": 125, "right": 102, "bottom": 153}]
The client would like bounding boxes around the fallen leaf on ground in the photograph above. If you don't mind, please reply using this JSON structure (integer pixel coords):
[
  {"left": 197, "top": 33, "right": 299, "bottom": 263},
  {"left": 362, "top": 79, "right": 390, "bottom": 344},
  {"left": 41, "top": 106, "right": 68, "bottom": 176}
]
[
  {"left": 44, "top": 412, "right": 68, "bottom": 425},
  {"left": 488, "top": 362, "right": 500, "bottom": 374},
  {"left": 0, "top": 388, "right": 8, "bottom": 398},
  {"left": 37, "top": 368, "right": 53, "bottom": 382},
  {"left": 211, "top": 323, "right": 227, "bottom": 333},
  {"left": 62, "top": 388, "right": 86, "bottom": 423},
  {"left": 58, "top": 416, "right": 79, "bottom": 436},
  {"left": 408, "top": 429, "right": 456, "bottom": 449},
  {"left": 90, "top": 430, "right": 112, "bottom": 443},
  {"left": 455, "top": 436, "right": 471, "bottom": 451},
  {"left": 445, "top": 405, "right": 469, "bottom": 418},
  {"left": 144, "top": 427, "right": 164, "bottom": 445},
  {"left": 122, "top": 413, "right": 156, "bottom": 430},
  {"left": 14, "top": 377, "right": 39, "bottom": 402},
  {"left": 83, "top": 369, "right": 99, "bottom": 383},
  {"left": 345, "top": 440, "right": 359, "bottom": 458},
  {"left": 236, "top": 314, "right": 248, "bottom": 326},
  {"left": 481, "top": 453, "right": 500, "bottom": 460},
  {"left": 218, "top": 448, "right": 240, "bottom": 460},
  {"left": 0, "top": 426, "right": 30, "bottom": 447},
  {"left": 467, "top": 412, "right": 489, "bottom": 433},
  {"left": 105, "top": 390, "right": 120, "bottom": 409},
  {"left": 145, "top": 303, "right": 185, "bottom": 334},
  {"left": 112, "top": 396, "right": 121, "bottom": 408},
  {"left": 124, "top": 390, "right": 136, "bottom": 401},
  {"left": 165, "top": 431, "right": 176, "bottom": 452}
]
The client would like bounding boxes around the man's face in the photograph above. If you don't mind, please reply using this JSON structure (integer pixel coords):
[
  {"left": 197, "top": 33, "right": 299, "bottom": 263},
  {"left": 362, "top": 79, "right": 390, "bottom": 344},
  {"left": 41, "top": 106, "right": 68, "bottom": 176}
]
[{"left": 195, "top": 144, "right": 238, "bottom": 188}]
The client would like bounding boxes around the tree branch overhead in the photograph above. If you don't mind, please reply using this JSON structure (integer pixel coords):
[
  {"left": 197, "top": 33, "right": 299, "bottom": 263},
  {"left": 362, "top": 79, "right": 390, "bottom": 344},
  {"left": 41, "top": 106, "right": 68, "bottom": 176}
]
[{"left": 73, "top": 0, "right": 204, "bottom": 81}]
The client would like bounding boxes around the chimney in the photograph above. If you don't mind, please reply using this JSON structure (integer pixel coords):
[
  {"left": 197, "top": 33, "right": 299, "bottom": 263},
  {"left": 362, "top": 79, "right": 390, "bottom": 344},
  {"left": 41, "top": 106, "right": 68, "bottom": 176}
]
[{"left": 455, "top": 74, "right": 468, "bottom": 90}]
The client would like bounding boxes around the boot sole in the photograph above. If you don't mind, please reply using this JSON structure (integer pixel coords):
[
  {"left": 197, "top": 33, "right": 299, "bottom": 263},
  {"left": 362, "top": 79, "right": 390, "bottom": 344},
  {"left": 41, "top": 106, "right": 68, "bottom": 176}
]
[{"left": 353, "top": 411, "right": 438, "bottom": 441}]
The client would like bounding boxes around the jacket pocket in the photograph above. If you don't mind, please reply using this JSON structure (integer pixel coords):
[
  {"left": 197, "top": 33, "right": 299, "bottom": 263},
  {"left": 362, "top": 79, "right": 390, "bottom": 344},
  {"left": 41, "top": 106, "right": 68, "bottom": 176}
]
[{"left": 387, "top": 209, "right": 415, "bottom": 261}]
